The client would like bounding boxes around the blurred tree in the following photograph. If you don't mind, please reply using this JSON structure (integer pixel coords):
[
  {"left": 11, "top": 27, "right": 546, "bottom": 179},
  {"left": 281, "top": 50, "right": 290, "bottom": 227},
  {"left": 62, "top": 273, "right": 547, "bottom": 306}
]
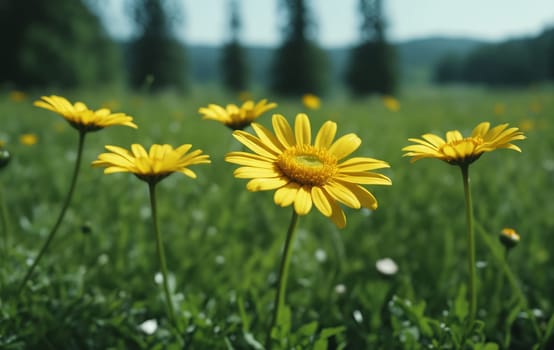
[
  {"left": 0, "top": 0, "right": 121, "bottom": 88},
  {"left": 127, "top": 0, "right": 187, "bottom": 91},
  {"left": 270, "top": 0, "right": 328, "bottom": 96},
  {"left": 345, "top": 0, "right": 397, "bottom": 96},
  {"left": 432, "top": 53, "right": 463, "bottom": 84},
  {"left": 221, "top": 0, "right": 249, "bottom": 92},
  {"left": 432, "top": 27, "right": 554, "bottom": 86}
]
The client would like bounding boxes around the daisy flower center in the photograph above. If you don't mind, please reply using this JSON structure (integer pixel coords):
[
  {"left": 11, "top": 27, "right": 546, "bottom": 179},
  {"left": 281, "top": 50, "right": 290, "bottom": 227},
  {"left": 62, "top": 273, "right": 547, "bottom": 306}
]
[
  {"left": 277, "top": 144, "right": 337, "bottom": 186},
  {"left": 440, "top": 136, "right": 484, "bottom": 155}
]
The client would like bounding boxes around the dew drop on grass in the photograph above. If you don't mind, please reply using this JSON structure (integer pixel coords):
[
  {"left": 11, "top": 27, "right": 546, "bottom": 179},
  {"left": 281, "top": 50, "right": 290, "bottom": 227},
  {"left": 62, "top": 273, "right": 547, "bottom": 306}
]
[
  {"left": 154, "top": 272, "right": 163, "bottom": 284},
  {"left": 138, "top": 319, "right": 158, "bottom": 335},
  {"left": 353, "top": 310, "right": 363, "bottom": 323},
  {"left": 207, "top": 226, "right": 218, "bottom": 236},
  {"left": 334, "top": 284, "right": 346, "bottom": 295},
  {"left": 65, "top": 150, "right": 76, "bottom": 162},
  {"left": 19, "top": 216, "right": 32, "bottom": 231},
  {"left": 476, "top": 260, "right": 487, "bottom": 269},
  {"left": 97, "top": 254, "right": 109, "bottom": 265},
  {"left": 376, "top": 257, "right": 399, "bottom": 276},
  {"left": 315, "top": 249, "right": 327, "bottom": 262},
  {"left": 140, "top": 206, "right": 151, "bottom": 219},
  {"left": 215, "top": 255, "right": 225, "bottom": 265}
]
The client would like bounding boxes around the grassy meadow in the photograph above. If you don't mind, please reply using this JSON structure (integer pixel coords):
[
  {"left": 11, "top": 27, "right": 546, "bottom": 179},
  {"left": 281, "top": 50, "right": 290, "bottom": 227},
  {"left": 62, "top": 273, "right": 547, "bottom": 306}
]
[{"left": 1, "top": 85, "right": 553, "bottom": 349}]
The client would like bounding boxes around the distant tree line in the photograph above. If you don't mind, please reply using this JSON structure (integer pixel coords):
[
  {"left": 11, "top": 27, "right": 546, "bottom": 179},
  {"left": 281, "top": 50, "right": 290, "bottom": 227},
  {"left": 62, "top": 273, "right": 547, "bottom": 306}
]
[
  {"left": 433, "top": 28, "right": 554, "bottom": 86},
  {"left": 0, "top": 0, "right": 121, "bottom": 88},
  {"left": 0, "top": 0, "right": 397, "bottom": 97}
]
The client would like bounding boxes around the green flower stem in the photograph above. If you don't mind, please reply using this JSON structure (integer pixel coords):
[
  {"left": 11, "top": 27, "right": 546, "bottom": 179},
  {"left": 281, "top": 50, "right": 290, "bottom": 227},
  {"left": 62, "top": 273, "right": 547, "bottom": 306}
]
[
  {"left": 475, "top": 222, "right": 542, "bottom": 340},
  {"left": 460, "top": 164, "right": 477, "bottom": 325},
  {"left": 17, "top": 131, "right": 87, "bottom": 295},
  {"left": 148, "top": 182, "right": 177, "bottom": 325},
  {"left": 265, "top": 209, "right": 299, "bottom": 350},
  {"left": 0, "top": 183, "right": 10, "bottom": 256}
]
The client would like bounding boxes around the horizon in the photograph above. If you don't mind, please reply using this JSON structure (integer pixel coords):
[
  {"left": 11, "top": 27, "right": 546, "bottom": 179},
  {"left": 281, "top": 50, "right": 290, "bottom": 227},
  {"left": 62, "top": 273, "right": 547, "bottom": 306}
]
[{"left": 99, "top": 0, "right": 554, "bottom": 49}]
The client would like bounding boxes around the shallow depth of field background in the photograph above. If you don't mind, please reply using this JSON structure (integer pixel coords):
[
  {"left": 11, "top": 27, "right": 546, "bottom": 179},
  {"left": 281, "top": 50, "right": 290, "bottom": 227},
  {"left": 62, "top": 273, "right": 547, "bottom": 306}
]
[{"left": 1, "top": 0, "right": 553, "bottom": 349}]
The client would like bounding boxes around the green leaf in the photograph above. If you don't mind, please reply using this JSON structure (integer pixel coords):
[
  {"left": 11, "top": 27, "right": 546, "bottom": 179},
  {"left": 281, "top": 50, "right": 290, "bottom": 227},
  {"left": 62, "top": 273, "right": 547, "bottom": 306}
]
[
  {"left": 297, "top": 321, "right": 318, "bottom": 337},
  {"left": 474, "top": 342, "right": 499, "bottom": 350},
  {"left": 320, "top": 326, "right": 346, "bottom": 339},
  {"left": 453, "top": 284, "right": 469, "bottom": 322}
]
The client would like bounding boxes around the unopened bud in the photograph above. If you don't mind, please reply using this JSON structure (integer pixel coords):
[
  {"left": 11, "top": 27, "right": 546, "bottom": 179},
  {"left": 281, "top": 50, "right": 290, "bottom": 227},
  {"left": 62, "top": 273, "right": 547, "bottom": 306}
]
[
  {"left": 499, "top": 228, "right": 520, "bottom": 249},
  {"left": 0, "top": 148, "right": 11, "bottom": 169}
]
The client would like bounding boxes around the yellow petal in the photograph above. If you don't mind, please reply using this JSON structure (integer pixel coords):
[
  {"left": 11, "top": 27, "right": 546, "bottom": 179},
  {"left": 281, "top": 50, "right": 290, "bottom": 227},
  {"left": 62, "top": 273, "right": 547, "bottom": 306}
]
[
  {"left": 251, "top": 123, "right": 285, "bottom": 153},
  {"left": 328, "top": 196, "right": 346, "bottom": 228},
  {"left": 324, "top": 181, "right": 361, "bottom": 209},
  {"left": 314, "top": 121, "right": 337, "bottom": 149},
  {"left": 421, "top": 134, "right": 446, "bottom": 148},
  {"left": 274, "top": 183, "right": 300, "bottom": 207},
  {"left": 294, "top": 186, "right": 312, "bottom": 215},
  {"left": 472, "top": 122, "right": 490, "bottom": 137},
  {"left": 225, "top": 152, "right": 275, "bottom": 168},
  {"left": 246, "top": 177, "right": 289, "bottom": 191},
  {"left": 272, "top": 114, "right": 295, "bottom": 148},
  {"left": 294, "top": 113, "right": 311, "bottom": 145},
  {"left": 446, "top": 130, "right": 463, "bottom": 143},
  {"left": 328, "top": 134, "right": 361, "bottom": 160},
  {"left": 131, "top": 144, "right": 148, "bottom": 158},
  {"left": 336, "top": 180, "right": 378, "bottom": 210},
  {"left": 233, "top": 131, "right": 278, "bottom": 158},
  {"left": 311, "top": 186, "right": 332, "bottom": 216},
  {"left": 234, "top": 166, "right": 280, "bottom": 179},
  {"left": 338, "top": 157, "right": 390, "bottom": 172},
  {"left": 335, "top": 172, "right": 392, "bottom": 185}
]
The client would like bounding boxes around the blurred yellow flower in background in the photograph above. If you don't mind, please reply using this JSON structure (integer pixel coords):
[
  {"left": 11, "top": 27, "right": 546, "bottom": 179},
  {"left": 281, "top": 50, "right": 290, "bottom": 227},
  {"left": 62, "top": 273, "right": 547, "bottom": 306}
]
[
  {"left": 34, "top": 95, "right": 137, "bottom": 133},
  {"left": 529, "top": 101, "right": 542, "bottom": 113},
  {"left": 9, "top": 90, "right": 26, "bottom": 102},
  {"left": 199, "top": 99, "right": 277, "bottom": 130},
  {"left": 238, "top": 91, "right": 253, "bottom": 102},
  {"left": 53, "top": 121, "right": 68, "bottom": 133},
  {"left": 403, "top": 122, "right": 525, "bottom": 166},
  {"left": 301, "top": 94, "right": 321, "bottom": 110},
  {"left": 20, "top": 133, "right": 38, "bottom": 146},
  {"left": 93, "top": 143, "right": 211, "bottom": 185},
  {"left": 493, "top": 103, "right": 505, "bottom": 116},
  {"left": 225, "top": 113, "right": 391, "bottom": 228},
  {"left": 518, "top": 119, "right": 535, "bottom": 132},
  {"left": 382, "top": 95, "right": 400, "bottom": 112},
  {"left": 101, "top": 99, "right": 120, "bottom": 111}
]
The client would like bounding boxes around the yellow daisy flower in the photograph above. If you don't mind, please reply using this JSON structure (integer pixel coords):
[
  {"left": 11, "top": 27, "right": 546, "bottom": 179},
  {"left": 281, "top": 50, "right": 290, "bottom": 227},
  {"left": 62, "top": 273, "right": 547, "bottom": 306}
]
[
  {"left": 382, "top": 95, "right": 400, "bottom": 112},
  {"left": 402, "top": 122, "right": 525, "bottom": 166},
  {"left": 92, "top": 143, "right": 211, "bottom": 184},
  {"left": 20, "top": 133, "right": 38, "bottom": 146},
  {"left": 34, "top": 95, "right": 137, "bottom": 133},
  {"left": 301, "top": 94, "right": 321, "bottom": 110},
  {"left": 225, "top": 113, "right": 391, "bottom": 228},
  {"left": 198, "top": 99, "right": 277, "bottom": 130},
  {"left": 9, "top": 90, "right": 27, "bottom": 102}
]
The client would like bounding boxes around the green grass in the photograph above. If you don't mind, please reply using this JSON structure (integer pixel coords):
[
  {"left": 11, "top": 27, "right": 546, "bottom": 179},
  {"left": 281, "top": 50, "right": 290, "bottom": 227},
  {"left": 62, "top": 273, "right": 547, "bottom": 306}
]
[{"left": 1, "top": 85, "right": 553, "bottom": 349}]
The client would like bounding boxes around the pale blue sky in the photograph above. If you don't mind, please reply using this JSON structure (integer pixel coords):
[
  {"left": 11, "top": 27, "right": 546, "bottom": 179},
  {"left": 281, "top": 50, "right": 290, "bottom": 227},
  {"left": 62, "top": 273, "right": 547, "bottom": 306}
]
[{"left": 102, "top": 0, "right": 554, "bottom": 47}]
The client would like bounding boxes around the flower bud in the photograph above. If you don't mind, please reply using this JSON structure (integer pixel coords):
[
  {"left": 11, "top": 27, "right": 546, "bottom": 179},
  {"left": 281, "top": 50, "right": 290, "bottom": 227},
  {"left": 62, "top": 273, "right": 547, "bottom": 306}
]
[
  {"left": 499, "top": 228, "right": 520, "bottom": 249},
  {"left": 0, "top": 148, "right": 11, "bottom": 169}
]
